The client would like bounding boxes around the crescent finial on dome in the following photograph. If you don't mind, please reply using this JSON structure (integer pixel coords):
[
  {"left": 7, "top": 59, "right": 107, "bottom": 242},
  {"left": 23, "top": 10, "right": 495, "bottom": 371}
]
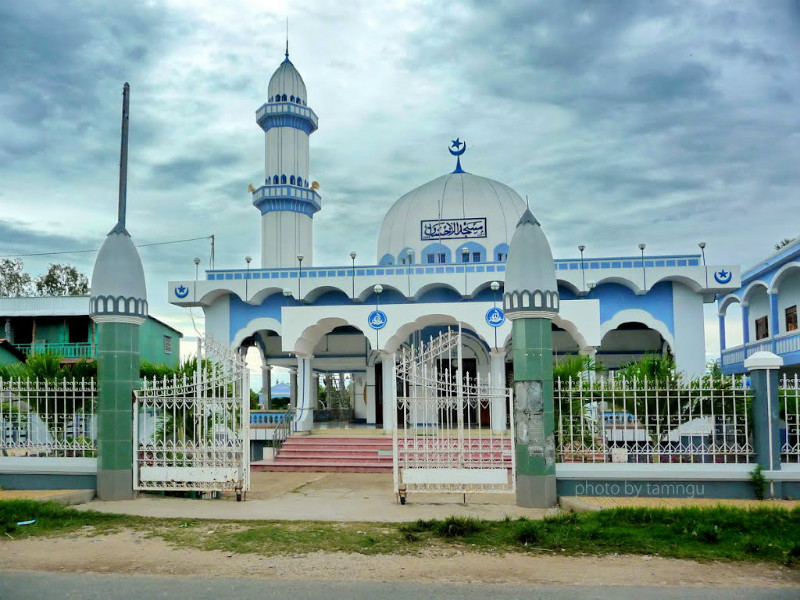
[{"left": 449, "top": 138, "right": 467, "bottom": 174}]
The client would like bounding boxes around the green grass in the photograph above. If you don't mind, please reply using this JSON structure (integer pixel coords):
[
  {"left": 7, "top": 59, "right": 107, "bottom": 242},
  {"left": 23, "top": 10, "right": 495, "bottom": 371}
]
[{"left": 2, "top": 501, "right": 799, "bottom": 565}]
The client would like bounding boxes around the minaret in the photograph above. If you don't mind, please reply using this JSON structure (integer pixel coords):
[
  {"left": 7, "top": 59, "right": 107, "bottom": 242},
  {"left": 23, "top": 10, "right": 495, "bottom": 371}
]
[
  {"left": 90, "top": 83, "right": 148, "bottom": 501},
  {"left": 252, "top": 47, "right": 321, "bottom": 268},
  {"left": 503, "top": 209, "right": 559, "bottom": 508}
]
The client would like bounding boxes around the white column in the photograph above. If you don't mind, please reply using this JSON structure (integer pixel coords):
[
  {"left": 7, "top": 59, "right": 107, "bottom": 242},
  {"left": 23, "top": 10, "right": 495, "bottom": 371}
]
[
  {"left": 289, "top": 368, "right": 297, "bottom": 409},
  {"left": 490, "top": 350, "right": 507, "bottom": 433},
  {"left": 294, "top": 355, "right": 314, "bottom": 432},
  {"left": 381, "top": 353, "right": 397, "bottom": 433},
  {"left": 366, "top": 364, "right": 376, "bottom": 425},
  {"left": 579, "top": 347, "right": 597, "bottom": 381},
  {"left": 261, "top": 364, "right": 272, "bottom": 409}
]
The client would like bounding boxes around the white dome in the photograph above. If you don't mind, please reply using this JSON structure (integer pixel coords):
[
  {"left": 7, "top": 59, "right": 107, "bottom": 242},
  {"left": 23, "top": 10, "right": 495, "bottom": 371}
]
[
  {"left": 376, "top": 171, "right": 527, "bottom": 266},
  {"left": 268, "top": 57, "right": 307, "bottom": 104}
]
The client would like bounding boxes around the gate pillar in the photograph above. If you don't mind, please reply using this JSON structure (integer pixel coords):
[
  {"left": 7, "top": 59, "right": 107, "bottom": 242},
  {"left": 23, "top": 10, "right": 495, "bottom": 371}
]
[
  {"left": 381, "top": 352, "right": 397, "bottom": 433},
  {"left": 503, "top": 209, "right": 559, "bottom": 508},
  {"left": 490, "top": 350, "right": 507, "bottom": 433},
  {"left": 89, "top": 82, "right": 146, "bottom": 501}
]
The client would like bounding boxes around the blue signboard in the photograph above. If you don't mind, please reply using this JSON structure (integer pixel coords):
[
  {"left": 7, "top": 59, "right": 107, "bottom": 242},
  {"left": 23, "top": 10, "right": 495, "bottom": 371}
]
[
  {"left": 368, "top": 310, "right": 387, "bottom": 330},
  {"left": 485, "top": 307, "right": 505, "bottom": 327}
]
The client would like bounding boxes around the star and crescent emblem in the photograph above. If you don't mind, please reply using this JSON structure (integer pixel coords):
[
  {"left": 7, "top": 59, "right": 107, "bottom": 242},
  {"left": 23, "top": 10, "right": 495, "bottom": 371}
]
[
  {"left": 175, "top": 285, "right": 189, "bottom": 298},
  {"left": 449, "top": 138, "right": 467, "bottom": 156},
  {"left": 714, "top": 270, "right": 732, "bottom": 284}
]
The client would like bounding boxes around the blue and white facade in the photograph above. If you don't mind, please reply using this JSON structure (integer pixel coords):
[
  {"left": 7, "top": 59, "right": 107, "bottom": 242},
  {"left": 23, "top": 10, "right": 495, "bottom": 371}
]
[
  {"left": 718, "top": 240, "right": 800, "bottom": 374},
  {"left": 168, "top": 53, "right": 741, "bottom": 432}
]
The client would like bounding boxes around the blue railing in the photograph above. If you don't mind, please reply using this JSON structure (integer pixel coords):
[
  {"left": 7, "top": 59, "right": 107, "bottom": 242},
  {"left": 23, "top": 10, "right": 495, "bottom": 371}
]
[
  {"left": 14, "top": 342, "right": 94, "bottom": 359},
  {"left": 250, "top": 411, "right": 292, "bottom": 426}
]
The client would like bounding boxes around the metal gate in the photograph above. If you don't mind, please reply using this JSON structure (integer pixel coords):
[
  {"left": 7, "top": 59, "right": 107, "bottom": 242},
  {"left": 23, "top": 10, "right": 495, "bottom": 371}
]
[
  {"left": 393, "top": 327, "right": 515, "bottom": 498},
  {"left": 133, "top": 336, "right": 250, "bottom": 497}
]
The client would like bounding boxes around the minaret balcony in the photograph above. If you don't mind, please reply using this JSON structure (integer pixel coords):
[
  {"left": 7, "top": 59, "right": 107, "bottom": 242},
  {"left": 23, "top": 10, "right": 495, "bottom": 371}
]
[
  {"left": 252, "top": 184, "right": 322, "bottom": 217},
  {"left": 256, "top": 102, "right": 318, "bottom": 134}
]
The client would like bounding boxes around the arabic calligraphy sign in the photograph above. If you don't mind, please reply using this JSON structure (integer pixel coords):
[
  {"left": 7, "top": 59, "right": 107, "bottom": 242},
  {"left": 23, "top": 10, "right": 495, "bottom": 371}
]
[
  {"left": 420, "top": 217, "right": 487, "bottom": 241},
  {"left": 485, "top": 307, "right": 505, "bottom": 327}
]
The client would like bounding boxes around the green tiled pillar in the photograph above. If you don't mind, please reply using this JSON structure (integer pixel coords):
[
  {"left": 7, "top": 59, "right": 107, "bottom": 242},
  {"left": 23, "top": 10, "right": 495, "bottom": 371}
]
[
  {"left": 513, "top": 316, "right": 557, "bottom": 507},
  {"left": 95, "top": 320, "right": 141, "bottom": 500}
]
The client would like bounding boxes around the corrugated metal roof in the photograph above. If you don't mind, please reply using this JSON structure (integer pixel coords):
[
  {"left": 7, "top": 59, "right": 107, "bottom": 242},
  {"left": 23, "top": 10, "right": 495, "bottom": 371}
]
[{"left": 0, "top": 296, "right": 91, "bottom": 317}]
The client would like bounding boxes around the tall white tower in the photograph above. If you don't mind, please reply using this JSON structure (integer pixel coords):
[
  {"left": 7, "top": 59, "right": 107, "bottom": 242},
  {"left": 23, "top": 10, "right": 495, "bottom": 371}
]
[{"left": 253, "top": 49, "right": 321, "bottom": 268}]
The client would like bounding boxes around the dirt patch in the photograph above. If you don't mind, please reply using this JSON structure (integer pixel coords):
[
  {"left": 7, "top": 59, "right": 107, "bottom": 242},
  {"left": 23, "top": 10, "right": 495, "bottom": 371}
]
[{"left": 1, "top": 530, "right": 798, "bottom": 587}]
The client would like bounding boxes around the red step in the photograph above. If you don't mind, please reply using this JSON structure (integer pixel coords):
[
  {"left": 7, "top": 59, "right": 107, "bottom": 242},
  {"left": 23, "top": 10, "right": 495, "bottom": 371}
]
[{"left": 251, "top": 434, "right": 513, "bottom": 473}]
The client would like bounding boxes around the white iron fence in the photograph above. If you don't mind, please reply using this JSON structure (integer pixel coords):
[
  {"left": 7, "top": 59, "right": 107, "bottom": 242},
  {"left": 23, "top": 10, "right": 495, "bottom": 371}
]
[
  {"left": 0, "top": 378, "right": 96, "bottom": 457},
  {"left": 555, "top": 376, "right": 753, "bottom": 464},
  {"left": 134, "top": 337, "right": 250, "bottom": 496},
  {"left": 394, "top": 328, "right": 515, "bottom": 497},
  {"left": 780, "top": 374, "right": 800, "bottom": 463}
]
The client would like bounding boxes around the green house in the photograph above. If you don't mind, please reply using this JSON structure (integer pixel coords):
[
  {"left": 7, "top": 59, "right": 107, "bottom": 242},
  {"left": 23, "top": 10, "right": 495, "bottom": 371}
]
[{"left": 0, "top": 296, "right": 182, "bottom": 367}]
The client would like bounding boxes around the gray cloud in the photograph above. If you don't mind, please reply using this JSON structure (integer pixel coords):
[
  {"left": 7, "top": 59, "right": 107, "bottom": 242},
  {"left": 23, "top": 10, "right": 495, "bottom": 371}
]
[{"left": 0, "top": 0, "right": 799, "bottom": 358}]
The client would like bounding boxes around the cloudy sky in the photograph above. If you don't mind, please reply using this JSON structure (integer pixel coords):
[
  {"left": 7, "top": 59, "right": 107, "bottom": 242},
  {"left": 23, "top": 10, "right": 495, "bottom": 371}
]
[{"left": 1, "top": 0, "right": 799, "bottom": 366}]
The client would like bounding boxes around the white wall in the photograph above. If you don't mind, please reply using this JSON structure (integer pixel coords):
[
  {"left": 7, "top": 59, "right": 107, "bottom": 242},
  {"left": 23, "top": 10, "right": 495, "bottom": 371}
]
[
  {"left": 202, "top": 295, "right": 230, "bottom": 343},
  {"left": 747, "top": 288, "right": 769, "bottom": 341},
  {"left": 672, "top": 282, "right": 707, "bottom": 378},
  {"left": 261, "top": 211, "right": 314, "bottom": 268}
]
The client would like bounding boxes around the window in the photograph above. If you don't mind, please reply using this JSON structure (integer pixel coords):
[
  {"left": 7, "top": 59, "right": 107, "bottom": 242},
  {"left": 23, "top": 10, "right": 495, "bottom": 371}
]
[
  {"left": 496, "top": 252, "right": 506, "bottom": 261},
  {"left": 438, "top": 253, "right": 446, "bottom": 263},
  {"left": 787, "top": 305, "right": 798, "bottom": 332},
  {"left": 427, "top": 254, "right": 435, "bottom": 264},
  {"left": 461, "top": 253, "right": 469, "bottom": 263},
  {"left": 472, "top": 252, "right": 480, "bottom": 263},
  {"left": 755, "top": 316, "right": 769, "bottom": 340},
  {"left": 290, "top": 175, "right": 295, "bottom": 185},
  {"left": 290, "top": 95, "right": 295, "bottom": 102},
  {"left": 164, "top": 335, "right": 172, "bottom": 354},
  {"left": 282, "top": 94, "right": 287, "bottom": 101},
  {"left": 281, "top": 175, "right": 287, "bottom": 184},
  {"left": 273, "top": 175, "right": 279, "bottom": 184}
]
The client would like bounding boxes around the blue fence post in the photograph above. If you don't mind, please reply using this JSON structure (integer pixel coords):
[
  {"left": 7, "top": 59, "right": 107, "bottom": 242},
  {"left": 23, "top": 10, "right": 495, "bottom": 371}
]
[{"left": 744, "top": 351, "right": 783, "bottom": 499}]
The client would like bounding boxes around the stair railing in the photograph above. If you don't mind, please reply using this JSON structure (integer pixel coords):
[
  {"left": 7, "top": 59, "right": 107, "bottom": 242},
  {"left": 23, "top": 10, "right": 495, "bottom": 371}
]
[{"left": 272, "top": 407, "right": 295, "bottom": 458}]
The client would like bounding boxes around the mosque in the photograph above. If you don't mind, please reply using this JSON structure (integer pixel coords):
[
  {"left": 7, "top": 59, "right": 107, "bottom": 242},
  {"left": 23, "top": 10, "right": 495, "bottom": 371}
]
[{"left": 168, "top": 49, "right": 741, "bottom": 433}]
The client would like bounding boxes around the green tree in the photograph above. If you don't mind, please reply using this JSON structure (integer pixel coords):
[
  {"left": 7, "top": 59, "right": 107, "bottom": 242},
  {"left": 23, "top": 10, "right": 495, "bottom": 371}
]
[
  {"left": 34, "top": 263, "right": 89, "bottom": 296},
  {"left": 775, "top": 237, "right": 796, "bottom": 251},
  {"left": 0, "top": 258, "right": 33, "bottom": 297}
]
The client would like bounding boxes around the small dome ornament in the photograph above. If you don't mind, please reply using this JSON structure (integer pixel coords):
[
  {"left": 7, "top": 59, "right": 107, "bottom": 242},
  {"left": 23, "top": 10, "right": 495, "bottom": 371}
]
[{"left": 502, "top": 208, "right": 559, "bottom": 320}]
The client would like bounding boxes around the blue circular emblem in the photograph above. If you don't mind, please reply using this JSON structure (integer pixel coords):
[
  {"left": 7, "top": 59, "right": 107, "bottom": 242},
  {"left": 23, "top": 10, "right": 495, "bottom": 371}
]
[
  {"left": 175, "top": 285, "right": 189, "bottom": 299},
  {"left": 485, "top": 307, "right": 505, "bottom": 327},
  {"left": 368, "top": 310, "right": 387, "bottom": 330},
  {"left": 714, "top": 269, "right": 732, "bottom": 284}
]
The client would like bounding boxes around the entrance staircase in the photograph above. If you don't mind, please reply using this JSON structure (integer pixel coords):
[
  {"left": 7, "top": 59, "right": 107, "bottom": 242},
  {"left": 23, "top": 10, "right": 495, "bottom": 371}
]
[
  {"left": 252, "top": 435, "right": 393, "bottom": 473},
  {"left": 251, "top": 432, "right": 514, "bottom": 473}
]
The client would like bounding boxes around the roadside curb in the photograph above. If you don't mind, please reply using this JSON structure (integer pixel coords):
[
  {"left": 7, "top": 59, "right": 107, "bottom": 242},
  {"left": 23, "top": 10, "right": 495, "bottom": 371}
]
[{"left": 558, "top": 496, "right": 602, "bottom": 513}]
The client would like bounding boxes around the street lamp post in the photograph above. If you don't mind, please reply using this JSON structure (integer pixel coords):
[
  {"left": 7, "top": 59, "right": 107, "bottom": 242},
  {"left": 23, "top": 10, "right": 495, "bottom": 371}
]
[
  {"left": 461, "top": 247, "right": 469, "bottom": 296},
  {"left": 699, "top": 242, "right": 708, "bottom": 288},
  {"left": 491, "top": 280, "right": 500, "bottom": 350},
  {"left": 578, "top": 245, "right": 586, "bottom": 294},
  {"left": 245, "top": 255, "right": 251, "bottom": 300},
  {"left": 406, "top": 249, "right": 413, "bottom": 298},
  {"left": 373, "top": 284, "right": 383, "bottom": 350},
  {"left": 296, "top": 253, "right": 304, "bottom": 300},
  {"left": 350, "top": 251, "right": 357, "bottom": 300},
  {"left": 638, "top": 243, "right": 647, "bottom": 292},
  {"left": 193, "top": 257, "right": 200, "bottom": 302}
]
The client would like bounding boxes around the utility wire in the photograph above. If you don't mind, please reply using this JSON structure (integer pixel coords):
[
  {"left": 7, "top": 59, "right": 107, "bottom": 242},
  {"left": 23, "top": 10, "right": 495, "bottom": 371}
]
[{"left": 0, "top": 235, "right": 213, "bottom": 259}]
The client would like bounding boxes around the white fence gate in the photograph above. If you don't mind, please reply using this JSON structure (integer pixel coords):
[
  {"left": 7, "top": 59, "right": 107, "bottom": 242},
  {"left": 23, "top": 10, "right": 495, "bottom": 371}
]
[
  {"left": 393, "top": 327, "right": 515, "bottom": 500},
  {"left": 133, "top": 337, "right": 250, "bottom": 498}
]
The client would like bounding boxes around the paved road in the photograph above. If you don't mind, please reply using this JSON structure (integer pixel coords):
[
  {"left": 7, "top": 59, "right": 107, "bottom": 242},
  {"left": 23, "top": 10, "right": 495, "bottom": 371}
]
[{"left": 1, "top": 572, "right": 797, "bottom": 600}]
